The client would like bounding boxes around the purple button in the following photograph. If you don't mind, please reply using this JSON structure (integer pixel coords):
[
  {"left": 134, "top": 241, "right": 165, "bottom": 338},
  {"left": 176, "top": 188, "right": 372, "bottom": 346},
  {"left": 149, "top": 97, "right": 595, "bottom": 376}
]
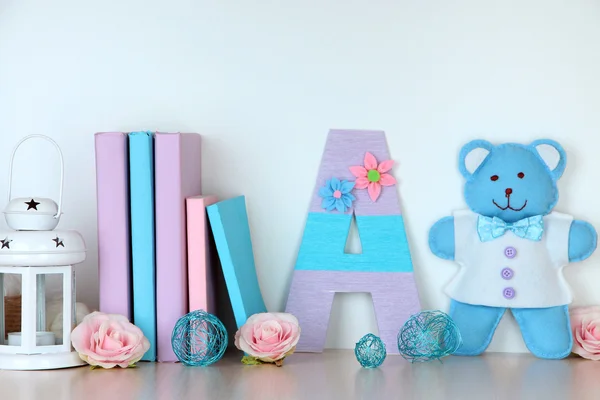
[
  {"left": 504, "top": 246, "right": 516, "bottom": 259},
  {"left": 503, "top": 287, "right": 515, "bottom": 299},
  {"left": 501, "top": 267, "right": 514, "bottom": 280}
]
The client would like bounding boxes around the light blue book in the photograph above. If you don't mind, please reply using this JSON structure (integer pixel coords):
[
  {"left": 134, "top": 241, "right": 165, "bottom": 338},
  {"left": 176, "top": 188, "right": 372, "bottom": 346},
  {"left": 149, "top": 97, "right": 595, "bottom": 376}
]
[
  {"left": 128, "top": 131, "right": 156, "bottom": 361},
  {"left": 206, "top": 196, "right": 267, "bottom": 328}
]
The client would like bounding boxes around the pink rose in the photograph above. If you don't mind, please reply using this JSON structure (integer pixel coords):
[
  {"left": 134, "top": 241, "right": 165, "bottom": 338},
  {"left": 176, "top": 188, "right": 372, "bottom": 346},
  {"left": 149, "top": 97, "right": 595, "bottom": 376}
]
[
  {"left": 71, "top": 311, "right": 150, "bottom": 368},
  {"left": 234, "top": 312, "right": 301, "bottom": 365},
  {"left": 570, "top": 306, "right": 600, "bottom": 360}
]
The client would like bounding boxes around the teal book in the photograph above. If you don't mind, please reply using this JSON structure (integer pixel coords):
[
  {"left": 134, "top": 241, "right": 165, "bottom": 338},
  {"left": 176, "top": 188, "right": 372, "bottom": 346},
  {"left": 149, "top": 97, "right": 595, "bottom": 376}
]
[
  {"left": 128, "top": 131, "right": 156, "bottom": 361},
  {"left": 206, "top": 196, "right": 266, "bottom": 329}
]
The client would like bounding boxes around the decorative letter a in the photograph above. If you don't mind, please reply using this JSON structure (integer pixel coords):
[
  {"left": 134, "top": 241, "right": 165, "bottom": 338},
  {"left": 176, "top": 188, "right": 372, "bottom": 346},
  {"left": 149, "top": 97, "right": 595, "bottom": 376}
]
[{"left": 285, "top": 129, "right": 421, "bottom": 354}]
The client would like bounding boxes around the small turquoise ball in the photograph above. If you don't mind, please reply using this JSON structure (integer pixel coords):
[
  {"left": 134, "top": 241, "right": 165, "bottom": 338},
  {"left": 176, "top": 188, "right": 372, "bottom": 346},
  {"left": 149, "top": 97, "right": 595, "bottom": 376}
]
[
  {"left": 354, "top": 333, "right": 387, "bottom": 368},
  {"left": 397, "top": 310, "right": 462, "bottom": 362},
  {"left": 171, "top": 310, "right": 228, "bottom": 367}
]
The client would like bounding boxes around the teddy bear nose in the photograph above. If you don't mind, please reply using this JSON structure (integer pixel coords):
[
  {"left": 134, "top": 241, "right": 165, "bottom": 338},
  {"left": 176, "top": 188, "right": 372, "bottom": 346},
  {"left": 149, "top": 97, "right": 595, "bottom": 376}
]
[{"left": 505, "top": 188, "right": 513, "bottom": 195}]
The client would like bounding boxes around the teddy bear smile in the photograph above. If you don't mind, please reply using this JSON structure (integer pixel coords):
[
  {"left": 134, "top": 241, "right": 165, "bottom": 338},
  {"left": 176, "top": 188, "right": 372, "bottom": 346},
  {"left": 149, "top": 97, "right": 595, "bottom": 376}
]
[
  {"left": 492, "top": 197, "right": 528, "bottom": 211},
  {"left": 492, "top": 187, "right": 527, "bottom": 211}
]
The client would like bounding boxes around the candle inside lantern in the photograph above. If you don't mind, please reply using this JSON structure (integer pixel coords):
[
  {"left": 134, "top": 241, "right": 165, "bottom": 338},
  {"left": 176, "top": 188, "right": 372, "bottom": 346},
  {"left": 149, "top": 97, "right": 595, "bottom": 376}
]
[{"left": 7, "top": 331, "right": 55, "bottom": 346}]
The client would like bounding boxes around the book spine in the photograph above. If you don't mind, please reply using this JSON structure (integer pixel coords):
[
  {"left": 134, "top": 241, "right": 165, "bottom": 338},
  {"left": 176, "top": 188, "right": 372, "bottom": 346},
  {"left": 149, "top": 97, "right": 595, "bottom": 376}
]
[
  {"left": 155, "top": 132, "right": 202, "bottom": 362},
  {"left": 154, "top": 133, "right": 186, "bottom": 362},
  {"left": 186, "top": 195, "right": 218, "bottom": 314},
  {"left": 94, "top": 132, "right": 132, "bottom": 320},
  {"left": 129, "top": 131, "right": 157, "bottom": 361}
]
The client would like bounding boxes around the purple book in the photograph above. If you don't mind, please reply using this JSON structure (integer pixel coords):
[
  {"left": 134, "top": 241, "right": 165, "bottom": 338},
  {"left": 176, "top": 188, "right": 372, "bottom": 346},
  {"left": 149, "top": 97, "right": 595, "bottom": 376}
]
[
  {"left": 94, "top": 132, "right": 132, "bottom": 320},
  {"left": 154, "top": 132, "right": 202, "bottom": 362}
]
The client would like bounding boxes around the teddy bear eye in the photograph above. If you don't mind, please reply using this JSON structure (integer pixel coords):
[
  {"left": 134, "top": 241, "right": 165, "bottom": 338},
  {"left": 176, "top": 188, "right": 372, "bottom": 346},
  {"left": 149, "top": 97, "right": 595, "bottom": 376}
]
[
  {"left": 490, "top": 175, "right": 499, "bottom": 181},
  {"left": 518, "top": 172, "right": 525, "bottom": 179}
]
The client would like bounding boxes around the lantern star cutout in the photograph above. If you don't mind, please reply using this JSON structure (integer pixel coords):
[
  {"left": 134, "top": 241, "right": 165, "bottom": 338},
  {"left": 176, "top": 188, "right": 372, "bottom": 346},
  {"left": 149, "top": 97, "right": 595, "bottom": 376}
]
[
  {"left": 1, "top": 237, "right": 12, "bottom": 249},
  {"left": 52, "top": 236, "right": 64, "bottom": 248},
  {"left": 25, "top": 198, "right": 40, "bottom": 210}
]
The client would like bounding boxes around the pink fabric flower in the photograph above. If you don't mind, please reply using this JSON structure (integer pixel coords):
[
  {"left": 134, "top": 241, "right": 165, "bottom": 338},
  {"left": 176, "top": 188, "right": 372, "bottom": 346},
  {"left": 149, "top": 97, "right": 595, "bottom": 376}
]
[
  {"left": 71, "top": 311, "right": 150, "bottom": 368},
  {"left": 349, "top": 152, "right": 396, "bottom": 202},
  {"left": 234, "top": 312, "right": 301, "bottom": 365},
  {"left": 570, "top": 306, "right": 600, "bottom": 360}
]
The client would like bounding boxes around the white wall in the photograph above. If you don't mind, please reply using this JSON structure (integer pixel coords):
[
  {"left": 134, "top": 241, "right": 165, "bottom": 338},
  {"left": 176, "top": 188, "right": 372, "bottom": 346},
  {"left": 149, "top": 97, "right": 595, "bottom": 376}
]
[{"left": 2, "top": 0, "right": 600, "bottom": 353}]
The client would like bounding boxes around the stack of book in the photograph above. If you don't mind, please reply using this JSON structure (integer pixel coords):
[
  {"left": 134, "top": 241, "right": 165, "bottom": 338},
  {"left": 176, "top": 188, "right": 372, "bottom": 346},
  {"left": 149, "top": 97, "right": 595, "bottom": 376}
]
[
  {"left": 94, "top": 131, "right": 219, "bottom": 362},
  {"left": 95, "top": 131, "right": 267, "bottom": 362}
]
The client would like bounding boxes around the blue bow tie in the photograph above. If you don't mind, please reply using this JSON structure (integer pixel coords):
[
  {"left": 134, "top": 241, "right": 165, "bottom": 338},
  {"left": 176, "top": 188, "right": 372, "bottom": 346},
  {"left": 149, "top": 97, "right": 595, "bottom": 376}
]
[{"left": 477, "top": 215, "right": 544, "bottom": 242}]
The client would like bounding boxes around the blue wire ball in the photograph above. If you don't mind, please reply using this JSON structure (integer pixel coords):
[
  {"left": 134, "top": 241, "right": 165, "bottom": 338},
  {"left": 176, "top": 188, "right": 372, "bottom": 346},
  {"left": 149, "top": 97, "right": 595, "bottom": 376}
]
[
  {"left": 171, "top": 310, "right": 228, "bottom": 366},
  {"left": 397, "top": 310, "right": 462, "bottom": 363},
  {"left": 355, "top": 333, "right": 386, "bottom": 368}
]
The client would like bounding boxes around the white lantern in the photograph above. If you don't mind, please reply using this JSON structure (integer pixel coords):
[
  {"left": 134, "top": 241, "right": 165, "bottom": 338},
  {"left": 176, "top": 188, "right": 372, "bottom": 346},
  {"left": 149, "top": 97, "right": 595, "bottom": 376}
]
[{"left": 0, "top": 135, "right": 87, "bottom": 370}]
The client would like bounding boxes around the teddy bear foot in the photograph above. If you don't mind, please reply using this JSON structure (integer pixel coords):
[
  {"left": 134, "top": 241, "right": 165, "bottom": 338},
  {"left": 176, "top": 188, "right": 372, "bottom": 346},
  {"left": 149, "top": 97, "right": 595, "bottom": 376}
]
[
  {"left": 511, "top": 306, "right": 573, "bottom": 360},
  {"left": 450, "top": 300, "right": 506, "bottom": 356}
]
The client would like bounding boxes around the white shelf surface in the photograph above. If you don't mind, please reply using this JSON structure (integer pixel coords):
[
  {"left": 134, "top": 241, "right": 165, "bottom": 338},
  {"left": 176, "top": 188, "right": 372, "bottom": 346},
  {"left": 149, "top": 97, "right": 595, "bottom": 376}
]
[{"left": 0, "top": 349, "right": 598, "bottom": 399}]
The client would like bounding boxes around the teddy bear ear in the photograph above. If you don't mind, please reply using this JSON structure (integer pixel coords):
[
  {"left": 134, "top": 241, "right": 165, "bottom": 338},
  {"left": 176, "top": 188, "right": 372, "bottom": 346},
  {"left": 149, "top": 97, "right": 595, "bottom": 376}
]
[
  {"left": 458, "top": 140, "right": 494, "bottom": 179},
  {"left": 530, "top": 139, "right": 567, "bottom": 180}
]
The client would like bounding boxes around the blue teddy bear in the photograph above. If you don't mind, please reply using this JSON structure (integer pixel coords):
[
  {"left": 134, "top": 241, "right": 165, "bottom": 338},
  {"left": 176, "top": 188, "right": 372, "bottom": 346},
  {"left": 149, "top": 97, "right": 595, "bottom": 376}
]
[{"left": 429, "top": 139, "right": 597, "bottom": 359}]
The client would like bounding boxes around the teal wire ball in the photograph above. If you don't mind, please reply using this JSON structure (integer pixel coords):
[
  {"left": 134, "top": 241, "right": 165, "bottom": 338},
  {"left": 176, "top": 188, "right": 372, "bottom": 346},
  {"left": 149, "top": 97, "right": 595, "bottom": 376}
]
[
  {"left": 355, "top": 333, "right": 387, "bottom": 368},
  {"left": 171, "top": 310, "right": 228, "bottom": 366},
  {"left": 397, "top": 310, "right": 462, "bottom": 362}
]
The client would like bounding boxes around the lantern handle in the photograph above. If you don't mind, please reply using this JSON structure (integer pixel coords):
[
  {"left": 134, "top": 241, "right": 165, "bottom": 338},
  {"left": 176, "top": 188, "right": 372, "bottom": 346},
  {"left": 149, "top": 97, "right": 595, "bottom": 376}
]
[{"left": 7, "top": 134, "right": 64, "bottom": 219}]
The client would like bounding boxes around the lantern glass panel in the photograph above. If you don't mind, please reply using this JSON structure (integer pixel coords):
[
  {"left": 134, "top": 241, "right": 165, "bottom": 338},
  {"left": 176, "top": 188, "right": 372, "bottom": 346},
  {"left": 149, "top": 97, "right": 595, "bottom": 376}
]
[
  {"left": 34, "top": 273, "right": 62, "bottom": 346},
  {"left": 0, "top": 273, "right": 23, "bottom": 346}
]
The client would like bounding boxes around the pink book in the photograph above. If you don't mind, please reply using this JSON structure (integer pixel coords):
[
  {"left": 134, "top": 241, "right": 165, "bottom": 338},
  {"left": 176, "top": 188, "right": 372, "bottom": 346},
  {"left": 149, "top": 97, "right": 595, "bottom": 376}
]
[
  {"left": 186, "top": 195, "right": 218, "bottom": 314},
  {"left": 155, "top": 132, "right": 202, "bottom": 362},
  {"left": 94, "top": 132, "right": 131, "bottom": 320}
]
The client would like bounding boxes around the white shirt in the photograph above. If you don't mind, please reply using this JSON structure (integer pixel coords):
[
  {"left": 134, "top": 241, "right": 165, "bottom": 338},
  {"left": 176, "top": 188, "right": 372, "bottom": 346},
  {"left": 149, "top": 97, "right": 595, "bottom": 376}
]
[{"left": 445, "top": 209, "right": 574, "bottom": 308}]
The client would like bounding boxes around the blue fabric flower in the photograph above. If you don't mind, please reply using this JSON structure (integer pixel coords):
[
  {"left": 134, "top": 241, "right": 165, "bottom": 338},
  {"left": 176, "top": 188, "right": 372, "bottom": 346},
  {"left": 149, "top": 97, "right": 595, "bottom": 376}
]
[{"left": 319, "top": 177, "right": 356, "bottom": 212}]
